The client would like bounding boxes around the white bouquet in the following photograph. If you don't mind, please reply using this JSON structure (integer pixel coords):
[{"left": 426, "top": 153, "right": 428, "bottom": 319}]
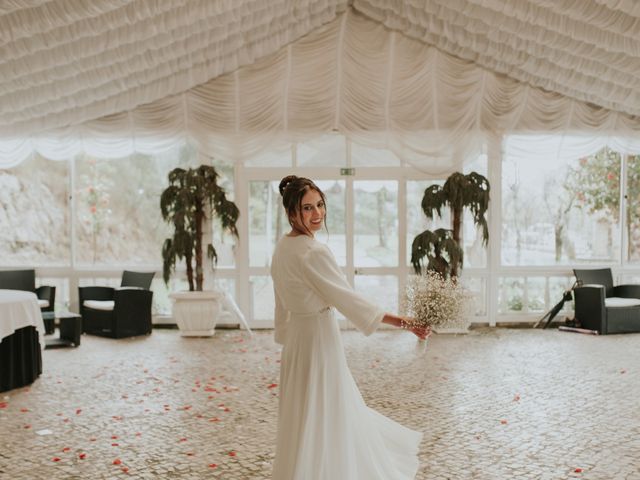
[{"left": 404, "top": 271, "right": 474, "bottom": 332}]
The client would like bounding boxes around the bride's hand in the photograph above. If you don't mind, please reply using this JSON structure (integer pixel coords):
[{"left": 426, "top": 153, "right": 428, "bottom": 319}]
[
  {"left": 382, "top": 314, "right": 431, "bottom": 339},
  {"left": 410, "top": 324, "right": 431, "bottom": 340},
  {"left": 401, "top": 317, "right": 431, "bottom": 340}
]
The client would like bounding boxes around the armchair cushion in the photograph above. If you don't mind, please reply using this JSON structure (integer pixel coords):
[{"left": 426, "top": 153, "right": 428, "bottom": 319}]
[
  {"left": 83, "top": 300, "right": 115, "bottom": 311},
  {"left": 605, "top": 297, "right": 640, "bottom": 308}
]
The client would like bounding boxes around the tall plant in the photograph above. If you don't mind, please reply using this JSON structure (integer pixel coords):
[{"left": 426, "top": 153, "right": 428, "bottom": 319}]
[
  {"left": 411, "top": 171, "right": 490, "bottom": 278},
  {"left": 160, "top": 165, "right": 239, "bottom": 291}
]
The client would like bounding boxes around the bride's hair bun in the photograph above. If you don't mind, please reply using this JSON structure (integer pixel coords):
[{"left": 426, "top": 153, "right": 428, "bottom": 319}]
[{"left": 279, "top": 175, "right": 298, "bottom": 196}]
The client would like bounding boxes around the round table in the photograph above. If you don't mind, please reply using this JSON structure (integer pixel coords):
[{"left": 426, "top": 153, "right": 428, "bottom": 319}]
[{"left": 0, "top": 289, "right": 45, "bottom": 392}]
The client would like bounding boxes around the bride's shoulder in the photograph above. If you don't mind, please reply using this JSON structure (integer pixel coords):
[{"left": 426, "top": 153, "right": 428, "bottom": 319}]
[{"left": 301, "top": 240, "right": 333, "bottom": 263}]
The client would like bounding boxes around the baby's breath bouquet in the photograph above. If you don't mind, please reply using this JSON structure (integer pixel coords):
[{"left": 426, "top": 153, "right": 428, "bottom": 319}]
[{"left": 404, "top": 271, "right": 474, "bottom": 332}]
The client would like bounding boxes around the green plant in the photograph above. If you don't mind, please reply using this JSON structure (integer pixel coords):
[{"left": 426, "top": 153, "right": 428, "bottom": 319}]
[
  {"left": 411, "top": 171, "right": 490, "bottom": 278},
  {"left": 160, "top": 165, "right": 239, "bottom": 291}
]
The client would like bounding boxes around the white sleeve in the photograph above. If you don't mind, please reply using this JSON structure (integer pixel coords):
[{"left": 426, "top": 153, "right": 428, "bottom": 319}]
[
  {"left": 273, "top": 286, "right": 288, "bottom": 345},
  {"left": 302, "top": 244, "right": 384, "bottom": 336}
]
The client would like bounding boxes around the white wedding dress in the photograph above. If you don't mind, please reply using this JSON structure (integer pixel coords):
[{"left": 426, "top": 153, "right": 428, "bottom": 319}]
[{"left": 270, "top": 235, "right": 422, "bottom": 480}]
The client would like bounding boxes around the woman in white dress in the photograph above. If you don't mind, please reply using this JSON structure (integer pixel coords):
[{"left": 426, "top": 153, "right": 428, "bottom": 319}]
[{"left": 271, "top": 175, "right": 429, "bottom": 480}]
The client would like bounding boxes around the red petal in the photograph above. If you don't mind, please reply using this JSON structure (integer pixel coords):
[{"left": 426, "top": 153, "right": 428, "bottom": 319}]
[
  {"left": 20, "top": 408, "right": 29, "bottom": 412},
  {"left": 52, "top": 457, "right": 61, "bottom": 462},
  {"left": 76, "top": 409, "right": 82, "bottom": 415},
  {"left": 0, "top": 402, "right": 7, "bottom": 409},
  {"left": 79, "top": 453, "right": 87, "bottom": 459},
  {"left": 500, "top": 419, "right": 508, "bottom": 425},
  {"left": 575, "top": 468, "right": 583, "bottom": 473},
  {"left": 267, "top": 383, "right": 278, "bottom": 389},
  {"left": 228, "top": 451, "right": 236, "bottom": 457},
  {"left": 208, "top": 463, "right": 218, "bottom": 468},
  {"left": 62, "top": 447, "right": 71, "bottom": 452},
  {"left": 113, "top": 458, "right": 122, "bottom": 465},
  {"left": 121, "top": 467, "right": 129, "bottom": 473}
]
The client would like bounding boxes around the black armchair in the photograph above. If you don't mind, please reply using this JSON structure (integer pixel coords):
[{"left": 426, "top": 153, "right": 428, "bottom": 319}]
[
  {"left": 0, "top": 268, "right": 56, "bottom": 316},
  {"left": 573, "top": 268, "right": 640, "bottom": 334},
  {"left": 79, "top": 271, "right": 155, "bottom": 338}
]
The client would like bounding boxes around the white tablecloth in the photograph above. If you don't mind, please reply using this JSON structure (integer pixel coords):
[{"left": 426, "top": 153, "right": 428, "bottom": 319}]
[{"left": 0, "top": 289, "right": 45, "bottom": 349}]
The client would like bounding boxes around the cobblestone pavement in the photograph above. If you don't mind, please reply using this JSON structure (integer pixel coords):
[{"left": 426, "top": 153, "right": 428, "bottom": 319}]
[{"left": 1, "top": 327, "right": 639, "bottom": 479}]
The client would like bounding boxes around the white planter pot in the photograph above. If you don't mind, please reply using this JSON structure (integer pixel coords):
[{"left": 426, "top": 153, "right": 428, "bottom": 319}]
[
  {"left": 170, "top": 290, "right": 223, "bottom": 337},
  {"left": 433, "top": 326, "right": 470, "bottom": 334},
  {"left": 433, "top": 318, "right": 472, "bottom": 334}
]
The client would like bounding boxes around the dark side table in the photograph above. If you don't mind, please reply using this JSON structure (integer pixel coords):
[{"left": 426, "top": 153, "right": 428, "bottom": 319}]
[
  {"left": 42, "top": 311, "right": 55, "bottom": 335},
  {"left": 43, "top": 312, "right": 82, "bottom": 348}
]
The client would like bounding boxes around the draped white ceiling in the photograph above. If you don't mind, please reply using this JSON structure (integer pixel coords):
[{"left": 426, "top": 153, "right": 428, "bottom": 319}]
[{"left": 1, "top": 0, "right": 640, "bottom": 169}]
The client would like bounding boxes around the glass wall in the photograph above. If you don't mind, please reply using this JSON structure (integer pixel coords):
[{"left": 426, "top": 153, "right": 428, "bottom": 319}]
[
  {"left": 626, "top": 154, "right": 640, "bottom": 262},
  {"left": 0, "top": 154, "right": 70, "bottom": 265},
  {"left": 7, "top": 132, "right": 640, "bottom": 325},
  {"left": 502, "top": 146, "right": 621, "bottom": 266},
  {"left": 354, "top": 180, "right": 397, "bottom": 267},
  {"left": 75, "top": 144, "right": 201, "bottom": 266}
]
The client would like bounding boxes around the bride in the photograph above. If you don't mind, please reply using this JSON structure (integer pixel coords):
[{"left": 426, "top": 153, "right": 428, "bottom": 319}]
[{"left": 270, "top": 175, "right": 430, "bottom": 479}]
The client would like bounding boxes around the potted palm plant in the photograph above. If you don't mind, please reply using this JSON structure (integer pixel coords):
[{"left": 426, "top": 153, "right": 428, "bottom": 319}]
[
  {"left": 161, "top": 165, "right": 239, "bottom": 336},
  {"left": 409, "top": 171, "right": 490, "bottom": 333},
  {"left": 411, "top": 171, "right": 490, "bottom": 278}
]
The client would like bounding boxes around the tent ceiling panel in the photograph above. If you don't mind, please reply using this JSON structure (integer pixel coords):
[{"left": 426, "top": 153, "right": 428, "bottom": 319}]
[
  {"left": 0, "top": 0, "right": 349, "bottom": 135},
  {"left": 354, "top": 0, "right": 640, "bottom": 117},
  {"left": 4, "top": 10, "right": 640, "bottom": 172}
]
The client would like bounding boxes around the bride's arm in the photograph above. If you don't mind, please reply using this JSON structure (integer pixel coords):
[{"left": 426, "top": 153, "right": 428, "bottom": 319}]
[{"left": 382, "top": 313, "right": 431, "bottom": 340}]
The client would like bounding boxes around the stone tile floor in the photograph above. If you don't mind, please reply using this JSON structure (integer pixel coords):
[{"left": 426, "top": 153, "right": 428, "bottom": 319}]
[{"left": 0, "top": 327, "right": 639, "bottom": 479}]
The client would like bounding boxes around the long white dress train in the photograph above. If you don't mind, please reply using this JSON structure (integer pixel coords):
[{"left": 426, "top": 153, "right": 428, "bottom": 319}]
[{"left": 270, "top": 235, "right": 422, "bottom": 480}]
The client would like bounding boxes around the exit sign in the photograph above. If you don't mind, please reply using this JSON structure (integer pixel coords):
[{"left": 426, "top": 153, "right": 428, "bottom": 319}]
[{"left": 340, "top": 168, "right": 355, "bottom": 176}]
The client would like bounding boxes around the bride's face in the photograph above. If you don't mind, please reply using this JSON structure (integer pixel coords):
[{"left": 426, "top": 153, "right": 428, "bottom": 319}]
[{"left": 292, "top": 189, "right": 325, "bottom": 235}]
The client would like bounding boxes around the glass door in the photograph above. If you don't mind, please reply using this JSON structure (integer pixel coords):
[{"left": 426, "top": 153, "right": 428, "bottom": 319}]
[{"left": 352, "top": 180, "right": 400, "bottom": 314}]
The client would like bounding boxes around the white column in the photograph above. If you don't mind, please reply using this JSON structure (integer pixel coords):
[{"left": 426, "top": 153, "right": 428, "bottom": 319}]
[
  {"left": 235, "top": 162, "right": 251, "bottom": 325},
  {"left": 487, "top": 133, "right": 503, "bottom": 326}
]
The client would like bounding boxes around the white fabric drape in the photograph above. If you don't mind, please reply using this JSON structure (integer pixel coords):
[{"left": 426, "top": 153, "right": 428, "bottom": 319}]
[
  {"left": 355, "top": 0, "right": 640, "bottom": 118},
  {"left": 0, "top": 0, "right": 349, "bottom": 135},
  {"left": 3, "top": 4, "right": 640, "bottom": 171},
  {"left": 504, "top": 134, "right": 640, "bottom": 164}
]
